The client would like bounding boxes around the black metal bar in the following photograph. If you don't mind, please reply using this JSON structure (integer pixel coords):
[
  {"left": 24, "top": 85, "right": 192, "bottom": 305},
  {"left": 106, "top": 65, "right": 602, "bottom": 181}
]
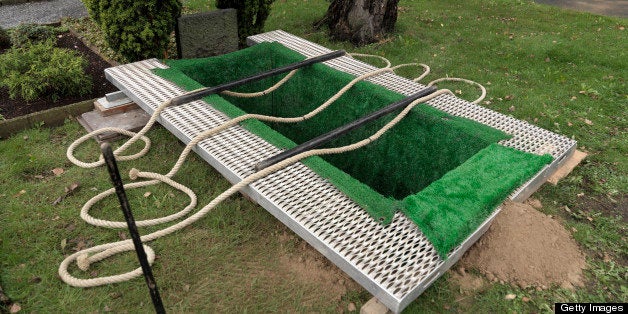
[
  {"left": 101, "top": 143, "right": 166, "bottom": 314},
  {"left": 168, "top": 50, "right": 347, "bottom": 107},
  {"left": 254, "top": 86, "right": 438, "bottom": 171}
]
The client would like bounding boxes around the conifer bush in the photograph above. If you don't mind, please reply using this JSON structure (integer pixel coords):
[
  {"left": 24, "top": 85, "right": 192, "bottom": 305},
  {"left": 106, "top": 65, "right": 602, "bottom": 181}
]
[
  {"left": 0, "top": 41, "right": 92, "bottom": 102},
  {"left": 83, "top": 0, "right": 181, "bottom": 61},
  {"left": 216, "top": 0, "right": 275, "bottom": 44},
  {"left": 9, "top": 24, "right": 66, "bottom": 48}
]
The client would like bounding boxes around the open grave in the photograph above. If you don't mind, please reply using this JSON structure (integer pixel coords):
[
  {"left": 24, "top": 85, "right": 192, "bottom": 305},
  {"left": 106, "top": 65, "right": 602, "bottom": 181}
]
[{"left": 100, "top": 30, "right": 576, "bottom": 312}]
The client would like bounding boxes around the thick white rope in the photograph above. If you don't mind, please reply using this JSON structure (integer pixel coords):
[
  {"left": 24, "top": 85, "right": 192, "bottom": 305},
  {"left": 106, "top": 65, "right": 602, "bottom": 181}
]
[
  {"left": 59, "top": 51, "right": 477, "bottom": 288},
  {"left": 59, "top": 88, "right": 451, "bottom": 287}
]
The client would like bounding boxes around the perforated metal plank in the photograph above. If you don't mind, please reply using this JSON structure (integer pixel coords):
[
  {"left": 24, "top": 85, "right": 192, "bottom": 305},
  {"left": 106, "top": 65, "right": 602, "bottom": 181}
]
[{"left": 104, "top": 32, "right": 576, "bottom": 312}]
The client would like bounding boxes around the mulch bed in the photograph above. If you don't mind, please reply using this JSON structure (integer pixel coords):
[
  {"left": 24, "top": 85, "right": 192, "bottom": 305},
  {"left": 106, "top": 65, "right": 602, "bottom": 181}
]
[{"left": 0, "top": 31, "right": 118, "bottom": 120}]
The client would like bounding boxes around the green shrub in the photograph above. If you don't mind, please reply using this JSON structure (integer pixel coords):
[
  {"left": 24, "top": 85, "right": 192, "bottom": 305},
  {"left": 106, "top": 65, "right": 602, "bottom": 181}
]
[
  {"left": 9, "top": 24, "right": 66, "bottom": 47},
  {"left": 0, "top": 41, "right": 93, "bottom": 102},
  {"left": 84, "top": 0, "right": 181, "bottom": 61},
  {"left": 216, "top": 0, "right": 275, "bottom": 44},
  {"left": 0, "top": 26, "right": 11, "bottom": 49}
]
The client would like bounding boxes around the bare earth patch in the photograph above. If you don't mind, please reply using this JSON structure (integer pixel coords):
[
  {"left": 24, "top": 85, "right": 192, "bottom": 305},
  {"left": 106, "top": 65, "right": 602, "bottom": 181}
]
[
  {"left": 460, "top": 201, "right": 586, "bottom": 289},
  {"left": 277, "top": 230, "right": 360, "bottom": 304}
]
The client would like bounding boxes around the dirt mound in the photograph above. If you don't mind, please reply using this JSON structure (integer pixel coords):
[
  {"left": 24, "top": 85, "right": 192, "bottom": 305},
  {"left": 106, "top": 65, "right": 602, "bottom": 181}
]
[{"left": 460, "top": 201, "right": 586, "bottom": 289}]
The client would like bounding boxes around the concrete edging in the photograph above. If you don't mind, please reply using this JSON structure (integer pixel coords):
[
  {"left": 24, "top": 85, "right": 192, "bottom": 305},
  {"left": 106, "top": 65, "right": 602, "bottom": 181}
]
[{"left": 0, "top": 98, "right": 95, "bottom": 139}]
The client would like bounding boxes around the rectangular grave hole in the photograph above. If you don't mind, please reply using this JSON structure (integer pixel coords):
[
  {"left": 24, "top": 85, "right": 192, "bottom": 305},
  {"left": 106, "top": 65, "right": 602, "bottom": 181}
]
[{"left": 158, "top": 42, "right": 509, "bottom": 200}]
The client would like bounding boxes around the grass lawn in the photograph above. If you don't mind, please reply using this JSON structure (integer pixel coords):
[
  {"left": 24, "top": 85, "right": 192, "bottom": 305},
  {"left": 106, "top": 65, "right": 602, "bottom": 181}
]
[{"left": 2, "top": 0, "right": 626, "bottom": 312}]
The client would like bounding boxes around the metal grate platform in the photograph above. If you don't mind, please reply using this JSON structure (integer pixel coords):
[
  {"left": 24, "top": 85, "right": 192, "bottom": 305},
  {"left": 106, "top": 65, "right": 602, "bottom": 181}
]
[{"left": 104, "top": 31, "right": 576, "bottom": 313}]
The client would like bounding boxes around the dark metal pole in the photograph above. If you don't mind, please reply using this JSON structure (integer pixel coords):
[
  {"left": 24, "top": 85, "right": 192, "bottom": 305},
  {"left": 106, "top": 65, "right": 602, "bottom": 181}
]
[
  {"left": 101, "top": 143, "right": 166, "bottom": 314},
  {"left": 168, "top": 50, "right": 346, "bottom": 107},
  {"left": 254, "top": 86, "right": 438, "bottom": 171}
]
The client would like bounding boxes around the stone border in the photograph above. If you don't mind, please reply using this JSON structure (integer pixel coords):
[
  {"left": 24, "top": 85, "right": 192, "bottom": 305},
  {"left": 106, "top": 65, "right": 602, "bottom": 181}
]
[{"left": 0, "top": 98, "right": 95, "bottom": 139}]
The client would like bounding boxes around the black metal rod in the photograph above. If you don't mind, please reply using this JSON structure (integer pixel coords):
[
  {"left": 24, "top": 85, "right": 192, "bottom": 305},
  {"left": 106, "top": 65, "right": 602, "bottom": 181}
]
[
  {"left": 101, "top": 143, "right": 166, "bottom": 314},
  {"left": 254, "top": 86, "right": 438, "bottom": 171},
  {"left": 169, "top": 50, "right": 347, "bottom": 107}
]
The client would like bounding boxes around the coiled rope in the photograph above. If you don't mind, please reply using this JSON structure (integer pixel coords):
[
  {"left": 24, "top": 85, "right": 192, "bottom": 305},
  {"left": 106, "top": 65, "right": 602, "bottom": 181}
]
[{"left": 60, "top": 52, "right": 484, "bottom": 287}]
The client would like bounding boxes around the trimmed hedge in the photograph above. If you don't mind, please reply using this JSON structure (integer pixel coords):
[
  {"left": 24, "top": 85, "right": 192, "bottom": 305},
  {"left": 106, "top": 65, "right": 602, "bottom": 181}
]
[
  {"left": 83, "top": 0, "right": 181, "bottom": 61},
  {"left": 9, "top": 24, "right": 67, "bottom": 48},
  {"left": 0, "top": 41, "right": 92, "bottom": 102}
]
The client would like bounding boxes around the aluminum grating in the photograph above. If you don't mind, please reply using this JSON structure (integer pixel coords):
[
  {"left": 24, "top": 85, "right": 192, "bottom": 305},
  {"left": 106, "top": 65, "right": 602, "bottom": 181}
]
[
  {"left": 104, "top": 32, "right": 576, "bottom": 312},
  {"left": 248, "top": 30, "right": 577, "bottom": 200}
]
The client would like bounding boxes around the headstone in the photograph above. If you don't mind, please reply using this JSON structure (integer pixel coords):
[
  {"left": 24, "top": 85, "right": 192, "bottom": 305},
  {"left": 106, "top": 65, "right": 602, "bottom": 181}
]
[{"left": 176, "top": 9, "right": 238, "bottom": 59}]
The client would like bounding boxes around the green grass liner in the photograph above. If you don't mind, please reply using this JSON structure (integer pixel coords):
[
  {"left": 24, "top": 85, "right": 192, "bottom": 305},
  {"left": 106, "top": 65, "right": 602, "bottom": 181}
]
[
  {"left": 402, "top": 144, "right": 552, "bottom": 257},
  {"left": 153, "top": 60, "right": 399, "bottom": 222},
  {"left": 153, "top": 42, "right": 511, "bottom": 223}
]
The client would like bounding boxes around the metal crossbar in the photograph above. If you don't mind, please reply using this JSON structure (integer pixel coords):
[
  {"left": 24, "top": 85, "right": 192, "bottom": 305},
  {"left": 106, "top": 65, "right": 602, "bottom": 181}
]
[{"left": 104, "top": 30, "right": 576, "bottom": 313}]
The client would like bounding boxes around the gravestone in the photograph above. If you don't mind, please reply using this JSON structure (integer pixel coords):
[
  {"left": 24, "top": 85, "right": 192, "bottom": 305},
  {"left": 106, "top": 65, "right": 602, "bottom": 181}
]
[{"left": 176, "top": 9, "right": 238, "bottom": 58}]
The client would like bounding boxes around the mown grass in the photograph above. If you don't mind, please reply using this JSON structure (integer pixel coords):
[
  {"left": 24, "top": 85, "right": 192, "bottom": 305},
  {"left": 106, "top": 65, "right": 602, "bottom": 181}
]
[
  {"left": 2, "top": 0, "right": 626, "bottom": 312},
  {"left": 266, "top": 1, "right": 626, "bottom": 309}
]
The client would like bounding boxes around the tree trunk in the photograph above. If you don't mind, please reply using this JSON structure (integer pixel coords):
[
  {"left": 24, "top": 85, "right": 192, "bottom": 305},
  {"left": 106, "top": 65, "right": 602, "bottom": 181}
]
[{"left": 318, "top": 0, "right": 399, "bottom": 46}]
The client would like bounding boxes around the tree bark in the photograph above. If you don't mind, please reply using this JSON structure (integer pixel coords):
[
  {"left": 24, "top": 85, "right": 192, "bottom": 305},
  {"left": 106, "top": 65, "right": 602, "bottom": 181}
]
[{"left": 318, "top": 0, "right": 399, "bottom": 46}]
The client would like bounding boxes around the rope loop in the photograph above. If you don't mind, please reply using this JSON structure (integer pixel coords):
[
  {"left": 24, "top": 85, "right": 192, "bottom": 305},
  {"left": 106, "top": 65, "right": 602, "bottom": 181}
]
[
  {"left": 348, "top": 53, "right": 392, "bottom": 68},
  {"left": 60, "top": 50, "right": 483, "bottom": 288},
  {"left": 66, "top": 128, "right": 151, "bottom": 168},
  {"left": 426, "top": 77, "right": 487, "bottom": 105}
]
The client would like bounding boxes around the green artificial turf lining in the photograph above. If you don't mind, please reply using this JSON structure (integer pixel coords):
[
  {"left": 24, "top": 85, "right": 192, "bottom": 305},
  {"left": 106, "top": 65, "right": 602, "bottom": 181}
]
[
  {"left": 156, "top": 42, "right": 510, "bottom": 198},
  {"left": 403, "top": 143, "right": 552, "bottom": 257},
  {"left": 152, "top": 42, "right": 551, "bottom": 252}
]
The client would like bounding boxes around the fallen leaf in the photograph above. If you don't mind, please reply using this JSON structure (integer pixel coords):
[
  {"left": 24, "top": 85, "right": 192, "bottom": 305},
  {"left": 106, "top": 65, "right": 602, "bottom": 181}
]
[
  {"left": 52, "top": 196, "right": 64, "bottom": 206},
  {"left": 109, "top": 292, "right": 122, "bottom": 299},
  {"left": 61, "top": 238, "right": 67, "bottom": 250},
  {"left": 9, "top": 302, "right": 21, "bottom": 313},
  {"left": 567, "top": 121, "right": 573, "bottom": 126},
  {"left": 577, "top": 193, "right": 584, "bottom": 197},
  {"left": 522, "top": 296, "right": 530, "bottom": 302},
  {"left": 52, "top": 168, "right": 64, "bottom": 176},
  {"left": 348, "top": 302, "right": 356, "bottom": 311},
  {"left": 34, "top": 174, "right": 44, "bottom": 179},
  {"left": 505, "top": 293, "right": 516, "bottom": 300},
  {"left": 143, "top": 191, "right": 151, "bottom": 198},
  {"left": 508, "top": 106, "right": 516, "bottom": 112},
  {"left": 504, "top": 94, "right": 514, "bottom": 100},
  {"left": 52, "top": 182, "right": 80, "bottom": 205},
  {"left": 455, "top": 89, "right": 462, "bottom": 95},
  {"left": 29, "top": 276, "right": 42, "bottom": 284},
  {"left": 104, "top": 305, "right": 112, "bottom": 312},
  {"left": 13, "top": 190, "right": 26, "bottom": 198},
  {"left": 587, "top": 216, "right": 593, "bottom": 222},
  {"left": 583, "top": 119, "right": 593, "bottom": 125},
  {"left": 118, "top": 231, "right": 127, "bottom": 240},
  {"left": 74, "top": 241, "right": 87, "bottom": 252},
  {"left": 183, "top": 284, "right": 191, "bottom": 292}
]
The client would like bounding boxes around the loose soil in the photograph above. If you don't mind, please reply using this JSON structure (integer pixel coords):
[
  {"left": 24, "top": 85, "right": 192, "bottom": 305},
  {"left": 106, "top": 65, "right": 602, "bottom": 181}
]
[
  {"left": 0, "top": 31, "right": 117, "bottom": 120},
  {"left": 459, "top": 201, "right": 586, "bottom": 290}
]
